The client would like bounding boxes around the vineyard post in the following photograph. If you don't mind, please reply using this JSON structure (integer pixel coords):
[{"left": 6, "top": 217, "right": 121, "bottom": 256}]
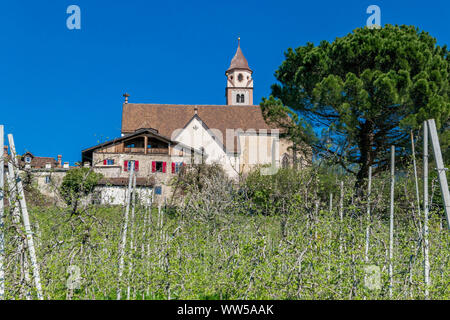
[
  {"left": 410, "top": 131, "right": 422, "bottom": 231},
  {"left": 8, "top": 134, "right": 43, "bottom": 300},
  {"left": 6, "top": 161, "right": 32, "bottom": 299},
  {"left": 141, "top": 184, "right": 149, "bottom": 300},
  {"left": 338, "top": 180, "right": 344, "bottom": 297},
  {"left": 127, "top": 174, "right": 137, "bottom": 300},
  {"left": 364, "top": 166, "right": 372, "bottom": 263},
  {"left": 423, "top": 121, "right": 430, "bottom": 299},
  {"left": 146, "top": 194, "right": 153, "bottom": 297},
  {"left": 158, "top": 204, "right": 162, "bottom": 268},
  {"left": 6, "top": 164, "right": 21, "bottom": 223},
  {"left": 389, "top": 145, "right": 395, "bottom": 299},
  {"left": 426, "top": 119, "right": 450, "bottom": 229},
  {"left": 0, "top": 125, "right": 4, "bottom": 300},
  {"left": 117, "top": 161, "right": 135, "bottom": 300}
]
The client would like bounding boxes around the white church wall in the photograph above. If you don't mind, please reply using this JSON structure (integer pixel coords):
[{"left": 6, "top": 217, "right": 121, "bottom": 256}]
[
  {"left": 173, "top": 117, "right": 241, "bottom": 178},
  {"left": 238, "top": 131, "right": 279, "bottom": 173}
]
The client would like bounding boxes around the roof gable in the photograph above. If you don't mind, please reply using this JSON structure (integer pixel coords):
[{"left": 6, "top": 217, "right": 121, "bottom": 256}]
[{"left": 173, "top": 114, "right": 229, "bottom": 154}]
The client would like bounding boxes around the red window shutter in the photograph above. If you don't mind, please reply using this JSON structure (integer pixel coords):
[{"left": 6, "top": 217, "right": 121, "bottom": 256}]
[
  {"left": 124, "top": 160, "right": 128, "bottom": 172},
  {"left": 152, "top": 161, "right": 156, "bottom": 173},
  {"left": 172, "top": 162, "right": 175, "bottom": 174},
  {"left": 162, "top": 162, "right": 167, "bottom": 173},
  {"left": 104, "top": 160, "right": 107, "bottom": 165},
  {"left": 135, "top": 161, "right": 139, "bottom": 171}
]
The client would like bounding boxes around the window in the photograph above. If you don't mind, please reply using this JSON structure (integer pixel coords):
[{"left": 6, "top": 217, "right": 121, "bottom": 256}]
[
  {"left": 126, "top": 143, "right": 135, "bottom": 148},
  {"left": 155, "top": 186, "right": 162, "bottom": 195},
  {"left": 103, "top": 159, "right": 115, "bottom": 165},
  {"left": 152, "top": 161, "right": 166, "bottom": 173},
  {"left": 236, "top": 94, "right": 240, "bottom": 103},
  {"left": 124, "top": 160, "right": 139, "bottom": 172},
  {"left": 25, "top": 156, "right": 31, "bottom": 163},
  {"left": 238, "top": 73, "right": 243, "bottom": 82},
  {"left": 45, "top": 176, "right": 51, "bottom": 184},
  {"left": 172, "top": 162, "right": 185, "bottom": 174}
]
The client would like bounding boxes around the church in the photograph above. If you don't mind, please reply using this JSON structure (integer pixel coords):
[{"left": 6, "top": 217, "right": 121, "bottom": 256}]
[{"left": 81, "top": 40, "right": 303, "bottom": 203}]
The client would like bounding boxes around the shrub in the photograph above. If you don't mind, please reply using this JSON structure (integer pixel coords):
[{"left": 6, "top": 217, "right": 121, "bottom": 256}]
[{"left": 60, "top": 167, "right": 102, "bottom": 207}]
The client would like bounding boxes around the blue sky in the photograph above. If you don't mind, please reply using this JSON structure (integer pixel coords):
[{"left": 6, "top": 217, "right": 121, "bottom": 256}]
[{"left": 1, "top": 0, "right": 449, "bottom": 164}]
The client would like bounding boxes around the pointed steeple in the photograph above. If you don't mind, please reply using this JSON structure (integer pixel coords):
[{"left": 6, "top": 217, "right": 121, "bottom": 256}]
[
  {"left": 225, "top": 38, "right": 254, "bottom": 105},
  {"left": 226, "top": 38, "right": 252, "bottom": 73}
]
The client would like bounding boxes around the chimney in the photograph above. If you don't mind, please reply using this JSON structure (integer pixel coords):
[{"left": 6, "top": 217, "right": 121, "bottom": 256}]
[
  {"left": 123, "top": 93, "right": 130, "bottom": 104},
  {"left": 63, "top": 162, "right": 69, "bottom": 169},
  {"left": 194, "top": 106, "right": 198, "bottom": 115},
  {"left": 57, "top": 155, "right": 62, "bottom": 167}
]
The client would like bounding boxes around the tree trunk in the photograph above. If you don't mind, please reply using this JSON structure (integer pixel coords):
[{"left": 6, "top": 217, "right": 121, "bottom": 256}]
[{"left": 356, "top": 122, "right": 375, "bottom": 191}]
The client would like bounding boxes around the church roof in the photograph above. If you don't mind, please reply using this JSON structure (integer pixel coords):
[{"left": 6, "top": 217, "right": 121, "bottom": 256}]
[
  {"left": 121, "top": 104, "right": 274, "bottom": 153},
  {"left": 226, "top": 40, "right": 252, "bottom": 73}
]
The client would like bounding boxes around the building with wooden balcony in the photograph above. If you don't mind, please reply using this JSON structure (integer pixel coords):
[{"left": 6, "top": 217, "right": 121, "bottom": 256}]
[{"left": 81, "top": 128, "right": 202, "bottom": 202}]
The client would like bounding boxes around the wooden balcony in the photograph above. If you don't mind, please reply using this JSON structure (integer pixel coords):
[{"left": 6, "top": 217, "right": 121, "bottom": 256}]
[
  {"left": 124, "top": 147, "right": 169, "bottom": 155},
  {"left": 124, "top": 147, "right": 145, "bottom": 153}
]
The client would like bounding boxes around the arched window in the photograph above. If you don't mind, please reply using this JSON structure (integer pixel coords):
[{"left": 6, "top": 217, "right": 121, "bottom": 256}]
[{"left": 235, "top": 94, "right": 245, "bottom": 104}]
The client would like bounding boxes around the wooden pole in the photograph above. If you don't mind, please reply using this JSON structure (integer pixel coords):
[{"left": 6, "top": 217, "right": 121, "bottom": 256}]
[
  {"left": 117, "top": 161, "right": 135, "bottom": 300},
  {"left": 364, "top": 166, "right": 372, "bottom": 263},
  {"left": 426, "top": 119, "right": 450, "bottom": 229},
  {"left": 8, "top": 134, "right": 43, "bottom": 300},
  {"left": 0, "top": 125, "right": 4, "bottom": 300},
  {"left": 144, "top": 136, "right": 148, "bottom": 155},
  {"left": 389, "top": 145, "right": 395, "bottom": 299},
  {"left": 423, "top": 122, "right": 430, "bottom": 299}
]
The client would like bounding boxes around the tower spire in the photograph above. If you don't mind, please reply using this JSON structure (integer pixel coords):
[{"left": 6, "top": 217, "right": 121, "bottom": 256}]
[
  {"left": 226, "top": 38, "right": 251, "bottom": 73},
  {"left": 225, "top": 38, "right": 254, "bottom": 105}
]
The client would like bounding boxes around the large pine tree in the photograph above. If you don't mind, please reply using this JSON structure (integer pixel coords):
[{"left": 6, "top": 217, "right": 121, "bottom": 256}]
[{"left": 264, "top": 25, "right": 450, "bottom": 185}]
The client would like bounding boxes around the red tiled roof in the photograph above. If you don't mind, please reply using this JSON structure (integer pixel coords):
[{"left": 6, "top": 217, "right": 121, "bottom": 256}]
[
  {"left": 20, "top": 152, "right": 58, "bottom": 169},
  {"left": 121, "top": 104, "right": 274, "bottom": 153},
  {"left": 31, "top": 157, "right": 58, "bottom": 169}
]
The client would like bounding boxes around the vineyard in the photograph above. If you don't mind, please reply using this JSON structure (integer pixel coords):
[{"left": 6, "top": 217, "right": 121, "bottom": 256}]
[{"left": 1, "top": 163, "right": 448, "bottom": 300}]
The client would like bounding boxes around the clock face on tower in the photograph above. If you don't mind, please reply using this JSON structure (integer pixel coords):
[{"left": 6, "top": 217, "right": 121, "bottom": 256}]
[{"left": 238, "top": 73, "right": 243, "bottom": 82}]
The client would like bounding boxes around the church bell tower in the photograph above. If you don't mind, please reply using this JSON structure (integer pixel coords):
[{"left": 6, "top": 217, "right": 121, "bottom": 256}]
[{"left": 225, "top": 38, "right": 253, "bottom": 105}]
